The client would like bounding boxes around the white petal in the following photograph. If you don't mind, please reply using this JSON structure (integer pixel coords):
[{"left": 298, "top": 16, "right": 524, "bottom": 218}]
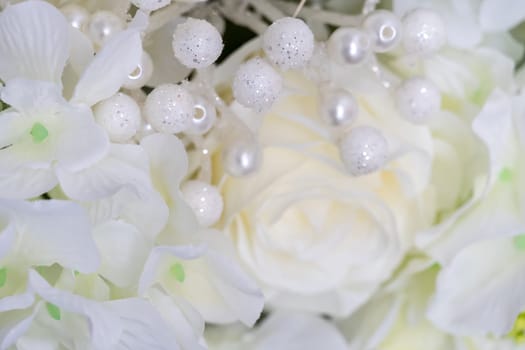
[
  {"left": 199, "top": 231, "right": 264, "bottom": 327},
  {"left": 28, "top": 270, "right": 122, "bottom": 350},
  {"left": 428, "top": 236, "right": 525, "bottom": 336},
  {"left": 0, "top": 78, "right": 65, "bottom": 116},
  {"left": 0, "top": 168, "right": 57, "bottom": 200},
  {"left": 13, "top": 200, "right": 100, "bottom": 273},
  {"left": 93, "top": 220, "right": 151, "bottom": 288},
  {"left": 57, "top": 143, "right": 152, "bottom": 201},
  {"left": 147, "top": 288, "right": 206, "bottom": 350},
  {"left": 105, "top": 298, "right": 182, "bottom": 350},
  {"left": 71, "top": 29, "right": 142, "bottom": 106},
  {"left": 480, "top": 0, "right": 525, "bottom": 32},
  {"left": 250, "top": 312, "right": 348, "bottom": 350},
  {"left": 54, "top": 105, "right": 109, "bottom": 172},
  {"left": 0, "top": 209, "right": 16, "bottom": 260},
  {"left": 0, "top": 309, "right": 37, "bottom": 350},
  {"left": 0, "top": 289, "right": 35, "bottom": 313},
  {"left": 0, "top": 0, "right": 70, "bottom": 83}
]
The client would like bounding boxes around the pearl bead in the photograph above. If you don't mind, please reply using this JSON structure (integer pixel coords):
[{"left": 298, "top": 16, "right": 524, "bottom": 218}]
[
  {"left": 223, "top": 139, "right": 261, "bottom": 177},
  {"left": 232, "top": 58, "right": 283, "bottom": 112},
  {"left": 263, "top": 17, "right": 315, "bottom": 70},
  {"left": 172, "top": 18, "right": 224, "bottom": 69},
  {"left": 144, "top": 84, "right": 194, "bottom": 134},
  {"left": 123, "top": 52, "right": 154, "bottom": 90},
  {"left": 395, "top": 77, "right": 441, "bottom": 124},
  {"left": 328, "top": 27, "right": 372, "bottom": 65},
  {"left": 131, "top": 0, "right": 170, "bottom": 11},
  {"left": 185, "top": 96, "right": 217, "bottom": 135},
  {"left": 402, "top": 8, "right": 446, "bottom": 56},
  {"left": 94, "top": 93, "right": 141, "bottom": 143},
  {"left": 88, "top": 11, "right": 125, "bottom": 47},
  {"left": 61, "top": 4, "right": 90, "bottom": 31},
  {"left": 181, "top": 180, "right": 223, "bottom": 228},
  {"left": 362, "top": 10, "right": 402, "bottom": 53},
  {"left": 320, "top": 89, "right": 359, "bottom": 127},
  {"left": 339, "top": 126, "right": 388, "bottom": 176}
]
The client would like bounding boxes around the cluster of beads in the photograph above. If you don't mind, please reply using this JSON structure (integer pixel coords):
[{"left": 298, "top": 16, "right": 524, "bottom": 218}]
[{"left": 59, "top": 0, "right": 450, "bottom": 227}]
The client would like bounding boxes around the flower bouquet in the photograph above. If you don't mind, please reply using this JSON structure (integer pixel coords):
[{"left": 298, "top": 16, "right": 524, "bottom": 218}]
[{"left": 1, "top": 0, "right": 525, "bottom": 349}]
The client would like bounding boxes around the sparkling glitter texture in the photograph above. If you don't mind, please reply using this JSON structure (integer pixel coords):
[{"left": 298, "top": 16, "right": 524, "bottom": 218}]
[
  {"left": 172, "top": 18, "right": 224, "bottom": 69},
  {"left": 232, "top": 58, "right": 283, "bottom": 112},
  {"left": 263, "top": 17, "right": 315, "bottom": 70}
]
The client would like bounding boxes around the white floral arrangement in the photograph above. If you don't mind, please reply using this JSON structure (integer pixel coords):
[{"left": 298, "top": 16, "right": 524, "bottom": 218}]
[{"left": 0, "top": 0, "right": 525, "bottom": 348}]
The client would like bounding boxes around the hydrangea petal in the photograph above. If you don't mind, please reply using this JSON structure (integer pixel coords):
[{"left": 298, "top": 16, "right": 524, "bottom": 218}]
[
  {"left": 11, "top": 200, "right": 100, "bottom": 273},
  {"left": 428, "top": 236, "right": 525, "bottom": 336},
  {"left": 71, "top": 29, "right": 142, "bottom": 106},
  {"left": 479, "top": 0, "right": 525, "bottom": 32},
  {"left": 0, "top": 309, "right": 37, "bottom": 350},
  {"left": 0, "top": 0, "right": 70, "bottom": 83}
]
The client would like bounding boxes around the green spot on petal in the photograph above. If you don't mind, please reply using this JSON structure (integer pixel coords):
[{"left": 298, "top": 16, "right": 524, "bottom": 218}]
[
  {"left": 0, "top": 268, "right": 6, "bottom": 288},
  {"left": 514, "top": 235, "right": 525, "bottom": 250},
  {"left": 499, "top": 167, "right": 513, "bottom": 182},
  {"left": 169, "top": 263, "right": 185, "bottom": 283},
  {"left": 509, "top": 313, "right": 525, "bottom": 343},
  {"left": 46, "top": 302, "right": 61, "bottom": 320},
  {"left": 30, "top": 122, "right": 49, "bottom": 143}
]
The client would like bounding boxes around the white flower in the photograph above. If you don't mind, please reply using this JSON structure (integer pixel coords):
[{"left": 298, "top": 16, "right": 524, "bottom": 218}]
[
  {"left": 0, "top": 0, "right": 142, "bottom": 200},
  {"left": 417, "top": 89, "right": 525, "bottom": 336},
  {"left": 137, "top": 133, "right": 265, "bottom": 326}
]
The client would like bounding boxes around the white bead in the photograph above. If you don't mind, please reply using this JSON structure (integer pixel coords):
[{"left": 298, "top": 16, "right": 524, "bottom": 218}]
[
  {"left": 402, "top": 8, "right": 446, "bottom": 56},
  {"left": 88, "top": 11, "right": 125, "bottom": 47},
  {"left": 320, "top": 89, "right": 359, "bottom": 127},
  {"left": 362, "top": 10, "right": 402, "bottom": 53},
  {"left": 223, "top": 139, "right": 261, "bottom": 177},
  {"left": 395, "top": 77, "right": 441, "bottom": 124},
  {"left": 131, "top": 0, "right": 170, "bottom": 11},
  {"left": 61, "top": 4, "right": 90, "bottom": 31},
  {"left": 232, "top": 58, "right": 283, "bottom": 112},
  {"left": 263, "top": 17, "right": 315, "bottom": 70},
  {"left": 172, "top": 18, "right": 223, "bottom": 69},
  {"left": 134, "top": 122, "right": 156, "bottom": 141},
  {"left": 181, "top": 180, "right": 223, "bottom": 228},
  {"left": 123, "top": 52, "right": 154, "bottom": 90},
  {"left": 94, "top": 93, "right": 141, "bottom": 143},
  {"left": 328, "top": 27, "right": 372, "bottom": 65},
  {"left": 144, "top": 84, "right": 194, "bottom": 134},
  {"left": 185, "top": 96, "right": 216, "bottom": 135},
  {"left": 339, "top": 126, "right": 388, "bottom": 176}
]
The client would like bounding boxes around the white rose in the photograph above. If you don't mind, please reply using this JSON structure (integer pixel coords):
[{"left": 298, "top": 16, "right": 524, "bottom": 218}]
[{"left": 216, "top": 66, "right": 452, "bottom": 316}]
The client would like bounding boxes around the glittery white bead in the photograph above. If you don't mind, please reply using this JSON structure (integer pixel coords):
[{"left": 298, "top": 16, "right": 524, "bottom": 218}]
[
  {"left": 263, "top": 17, "right": 315, "bottom": 70},
  {"left": 223, "top": 139, "right": 261, "bottom": 177},
  {"left": 144, "top": 84, "right": 194, "bottom": 134},
  {"left": 402, "top": 8, "right": 446, "bottom": 56},
  {"left": 339, "top": 126, "right": 388, "bottom": 176},
  {"left": 123, "top": 52, "right": 154, "bottom": 90},
  {"left": 185, "top": 96, "right": 217, "bottom": 135},
  {"left": 395, "top": 77, "right": 441, "bottom": 124},
  {"left": 362, "top": 10, "right": 402, "bottom": 53},
  {"left": 61, "top": 4, "right": 90, "bottom": 31},
  {"left": 181, "top": 180, "right": 223, "bottom": 228},
  {"left": 232, "top": 58, "right": 283, "bottom": 112},
  {"left": 328, "top": 27, "right": 372, "bottom": 65},
  {"left": 131, "top": 0, "right": 170, "bottom": 11},
  {"left": 320, "top": 89, "right": 359, "bottom": 127},
  {"left": 94, "top": 93, "right": 141, "bottom": 143},
  {"left": 172, "top": 18, "right": 224, "bottom": 69},
  {"left": 88, "top": 11, "right": 125, "bottom": 47}
]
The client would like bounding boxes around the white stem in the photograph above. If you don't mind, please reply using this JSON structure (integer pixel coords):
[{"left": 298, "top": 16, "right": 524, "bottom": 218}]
[
  {"left": 271, "top": 0, "right": 361, "bottom": 26},
  {"left": 362, "top": 0, "right": 380, "bottom": 15},
  {"left": 246, "top": 0, "right": 285, "bottom": 21},
  {"left": 146, "top": 2, "right": 196, "bottom": 34},
  {"left": 216, "top": 4, "right": 268, "bottom": 34},
  {"left": 293, "top": 0, "right": 307, "bottom": 17}
]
